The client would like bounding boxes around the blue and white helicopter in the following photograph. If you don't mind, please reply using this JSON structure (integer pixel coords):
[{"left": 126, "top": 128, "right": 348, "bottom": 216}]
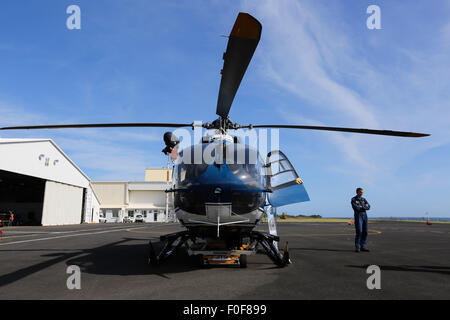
[{"left": 1, "top": 13, "right": 429, "bottom": 267}]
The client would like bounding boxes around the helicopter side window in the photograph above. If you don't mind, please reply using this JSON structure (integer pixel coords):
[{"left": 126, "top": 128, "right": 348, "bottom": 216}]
[
  {"left": 173, "top": 162, "right": 189, "bottom": 183},
  {"left": 174, "top": 144, "right": 211, "bottom": 184},
  {"left": 226, "top": 144, "right": 264, "bottom": 187},
  {"left": 180, "top": 166, "right": 186, "bottom": 182},
  {"left": 172, "top": 163, "right": 179, "bottom": 185},
  {"left": 269, "top": 158, "right": 297, "bottom": 188}
]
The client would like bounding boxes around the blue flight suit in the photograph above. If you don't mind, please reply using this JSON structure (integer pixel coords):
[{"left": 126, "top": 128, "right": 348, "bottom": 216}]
[{"left": 351, "top": 196, "right": 370, "bottom": 249}]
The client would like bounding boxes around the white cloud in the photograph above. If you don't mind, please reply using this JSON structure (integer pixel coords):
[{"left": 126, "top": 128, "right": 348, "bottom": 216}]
[
  {"left": 245, "top": 0, "right": 379, "bottom": 126},
  {"left": 0, "top": 101, "right": 44, "bottom": 126},
  {"left": 241, "top": 0, "right": 450, "bottom": 184}
]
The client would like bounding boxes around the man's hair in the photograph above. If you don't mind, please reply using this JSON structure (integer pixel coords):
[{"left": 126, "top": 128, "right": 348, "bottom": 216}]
[{"left": 356, "top": 187, "right": 363, "bottom": 194}]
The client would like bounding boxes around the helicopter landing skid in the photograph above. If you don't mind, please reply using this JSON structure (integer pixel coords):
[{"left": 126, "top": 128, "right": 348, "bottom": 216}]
[
  {"left": 148, "top": 230, "right": 191, "bottom": 266},
  {"left": 148, "top": 230, "right": 290, "bottom": 268},
  {"left": 249, "top": 231, "right": 290, "bottom": 267}
]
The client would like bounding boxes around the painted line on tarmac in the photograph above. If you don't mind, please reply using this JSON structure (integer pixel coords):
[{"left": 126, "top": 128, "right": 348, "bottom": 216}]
[
  {"left": 0, "top": 224, "right": 173, "bottom": 239},
  {"left": 0, "top": 234, "right": 60, "bottom": 240},
  {"left": 0, "top": 226, "right": 141, "bottom": 239},
  {"left": 125, "top": 225, "right": 181, "bottom": 234},
  {"left": 280, "top": 230, "right": 382, "bottom": 237},
  {"left": 0, "top": 226, "right": 147, "bottom": 246},
  {"left": 0, "top": 233, "right": 60, "bottom": 240},
  {"left": 1, "top": 231, "right": 57, "bottom": 234},
  {"left": 2, "top": 225, "right": 136, "bottom": 234},
  {"left": 125, "top": 229, "right": 170, "bottom": 235},
  {"left": 260, "top": 228, "right": 382, "bottom": 237}
]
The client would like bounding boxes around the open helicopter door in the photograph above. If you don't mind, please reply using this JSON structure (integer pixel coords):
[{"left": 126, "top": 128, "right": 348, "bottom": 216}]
[
  {"left": 265, "top": 150, "right": 310, "bottom": 207},
  {"left": 264, "top": 151, "right": 309, "bottom": 260}
]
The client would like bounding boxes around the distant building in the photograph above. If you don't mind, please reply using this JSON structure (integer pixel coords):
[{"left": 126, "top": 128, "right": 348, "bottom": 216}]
[
  {"left": 145, "top": 168, "right": 172, "bottom": 182},
  {"left": 91, "top": 168, "right": 174, "bottom": 223}
]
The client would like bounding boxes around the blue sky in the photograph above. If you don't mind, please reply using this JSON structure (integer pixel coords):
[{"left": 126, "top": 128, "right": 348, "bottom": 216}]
[{"left": 0, "top": 0, "right": 449, "bottom": 217}]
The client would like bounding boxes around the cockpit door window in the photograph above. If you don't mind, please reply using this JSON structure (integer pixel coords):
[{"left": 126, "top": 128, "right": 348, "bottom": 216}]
[{"left": 266, "top": 150, "right": 310, "bottom": 207}]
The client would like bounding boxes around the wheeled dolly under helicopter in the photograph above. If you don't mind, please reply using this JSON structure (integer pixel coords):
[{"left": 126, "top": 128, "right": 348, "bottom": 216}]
[{"left": 148, "top": 229, "right": 290, "bottom": 268}]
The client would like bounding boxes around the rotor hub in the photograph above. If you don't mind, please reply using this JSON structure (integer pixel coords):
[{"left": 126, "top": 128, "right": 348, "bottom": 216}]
[{"left": 203, "top": 117, "right": 241, "bottom": 133}]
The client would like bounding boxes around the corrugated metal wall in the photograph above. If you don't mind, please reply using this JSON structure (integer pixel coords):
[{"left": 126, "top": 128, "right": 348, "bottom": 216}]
[{"left": 41, "top": 181, "right": 83, "bottom": 226}]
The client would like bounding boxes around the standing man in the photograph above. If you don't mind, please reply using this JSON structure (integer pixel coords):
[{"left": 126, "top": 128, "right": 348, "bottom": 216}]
[{"left": 351, "top": 188, "right": 370, "bottom": 252}]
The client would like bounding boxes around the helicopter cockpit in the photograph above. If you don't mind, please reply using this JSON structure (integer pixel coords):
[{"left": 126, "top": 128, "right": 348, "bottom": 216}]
[
  {"left": 172, "top": 141, "right": 266, "bottom": 215},
  {"left": 173, "top": 142, "right": 264, "bottom": 188}
]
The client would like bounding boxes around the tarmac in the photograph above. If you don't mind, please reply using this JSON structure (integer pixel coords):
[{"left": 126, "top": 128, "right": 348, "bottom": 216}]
[{"left": 0, "top": 221, "right": 448, "bottom": 299}]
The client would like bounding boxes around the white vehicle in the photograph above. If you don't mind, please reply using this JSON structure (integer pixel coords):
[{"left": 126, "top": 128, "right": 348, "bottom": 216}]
[
  {"left": 99, "top": 214, "right": 107, "bottom": 223},
  {"left": 123, "top": 216, "right": 133, "bottom": 223},
  {"left": 135, "top": 214, "right": 144, "bottom": 223}
]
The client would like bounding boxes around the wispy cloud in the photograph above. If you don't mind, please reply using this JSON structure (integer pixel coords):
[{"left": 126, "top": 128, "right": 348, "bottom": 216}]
[
  {"left": 0, "top": 101, "right": 44, "bottom": 126},
  {"left": 242, "top": 0, "right": 450, "bottom": 184},
  {"left": 245, "top": 0, "right": 379, "bottom": 126}
]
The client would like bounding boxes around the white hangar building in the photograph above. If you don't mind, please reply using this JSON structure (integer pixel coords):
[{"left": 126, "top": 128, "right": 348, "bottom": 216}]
[{"left": 0, "top": 138, "right": 101, "bottom": 226}]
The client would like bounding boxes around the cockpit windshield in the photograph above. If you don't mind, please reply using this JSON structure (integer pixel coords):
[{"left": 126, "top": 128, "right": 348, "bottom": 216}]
[
  {"left": 226, "top": 144, "right": 264, "bottom": 188},
  {"left": 173, "top": 142, "right": 264, "bottom": 188},
  {"left": 173, "top": 144, "right": 210, "bottom": 185}
]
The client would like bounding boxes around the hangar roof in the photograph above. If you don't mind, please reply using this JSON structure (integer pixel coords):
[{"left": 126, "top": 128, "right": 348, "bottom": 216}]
[{"left": 0, "top": 138, "right": 91, "bottom": 188}]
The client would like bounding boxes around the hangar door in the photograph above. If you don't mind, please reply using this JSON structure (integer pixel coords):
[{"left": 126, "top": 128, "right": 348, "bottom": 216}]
[
  {"left": 41, "top": 181, "right": 84, "bottom": 226},
  {"left": 0, "top": 169, "right": 46, "bottom": 226}
]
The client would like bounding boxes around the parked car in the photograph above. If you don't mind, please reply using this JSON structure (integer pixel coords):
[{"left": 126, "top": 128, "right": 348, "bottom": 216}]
[
  {"left": 134, "top": 214, "right": 144, "bottom": 223},
  {"left": 99, "top": 214, "right": 107, "bottom": 223},
  {"left": 123, "top": 216, "right": 133, "bottom": 223}
]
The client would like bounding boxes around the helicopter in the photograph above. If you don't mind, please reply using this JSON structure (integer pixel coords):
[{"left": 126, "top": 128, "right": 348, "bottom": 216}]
[{"left": 0, "top": 12, "right": 429, "bottom": 267}]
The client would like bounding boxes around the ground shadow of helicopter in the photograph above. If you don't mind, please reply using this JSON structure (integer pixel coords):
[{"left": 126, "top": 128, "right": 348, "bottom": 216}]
[
  {"left": 0, "top": 238, "right": 179, "bottom": 285},
  {"left": 64, "top": 237, "right": 278, "bottom": 279},
  {"left": 65, "top": 238, "right": 199, "bottom": 279}
]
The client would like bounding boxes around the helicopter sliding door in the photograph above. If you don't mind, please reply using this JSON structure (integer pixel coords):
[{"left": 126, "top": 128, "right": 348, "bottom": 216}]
[{"left": 265, "top": 150, "right": 310, "bottom": 207}]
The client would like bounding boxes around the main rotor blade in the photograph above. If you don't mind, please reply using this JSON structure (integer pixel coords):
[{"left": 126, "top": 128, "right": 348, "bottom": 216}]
[
  {"left": 242, "top": 124, "right": 430, "bottom": 137},
  {"left": 0, "top": 123, "right": 193, "bottom": 130},
  {"left": 216, "top": 12, "right": 262, "bottom": 119}
]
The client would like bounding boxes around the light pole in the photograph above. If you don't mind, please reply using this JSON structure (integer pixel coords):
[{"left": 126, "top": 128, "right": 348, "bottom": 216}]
[{"left": 165, "top": 153, "right": 170, "bottom": 223}]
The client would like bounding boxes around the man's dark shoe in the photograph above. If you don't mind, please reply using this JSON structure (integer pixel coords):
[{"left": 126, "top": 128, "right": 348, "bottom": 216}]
[
  {"left": 355, "top": 248, "right": 360, "bottom": 252},
  {"left": 361, "top": 247, "right": 370, "bottom": 252}
]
